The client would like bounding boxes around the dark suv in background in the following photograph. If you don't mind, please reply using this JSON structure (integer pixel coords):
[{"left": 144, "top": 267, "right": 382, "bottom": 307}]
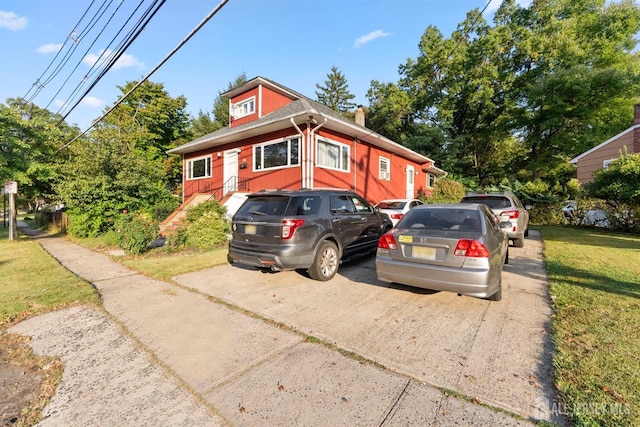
[
  {"left": 228, "top": 189, "right": 393, "bottom": 281},
  {"left": 460, "top": 192, "right": 529, "bottom": 247}
]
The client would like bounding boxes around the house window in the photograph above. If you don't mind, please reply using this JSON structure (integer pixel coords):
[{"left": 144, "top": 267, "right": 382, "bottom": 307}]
[
  {"left": 603, "top": 159, "right": 615, "bottom": 168},
  {"left": 231, "top": 96, "right": 255, "bottom": 119},
  {"left": 379, "top": 157, "right": 390, "bottom": 180},
  {"left": 427, "top": 173, "right": 437, "bottom": 188},
  {"left": 187, "top": 155, "right": 212, "bottom": 180},
  {"left": 254, "top": 137, "right": 300, "bottom": 171},
  {"left": 317, "top": 138, "right": 350, "bottom": 172}
]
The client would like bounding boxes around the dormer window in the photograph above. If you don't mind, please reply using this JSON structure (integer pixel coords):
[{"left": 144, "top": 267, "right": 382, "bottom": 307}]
[{"left": 231, "top": 96, "right": 255, "bottom": 119}]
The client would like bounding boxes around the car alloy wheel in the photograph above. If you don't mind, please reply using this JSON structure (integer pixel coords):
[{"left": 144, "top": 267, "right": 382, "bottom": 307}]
[{"left": 309, "top": 241, "right": 339, "bottom": 281}]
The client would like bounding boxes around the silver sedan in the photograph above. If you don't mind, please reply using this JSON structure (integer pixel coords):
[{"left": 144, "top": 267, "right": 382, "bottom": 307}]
[{"left": 375, "top": 203, "right": 509, "bottom": 301}]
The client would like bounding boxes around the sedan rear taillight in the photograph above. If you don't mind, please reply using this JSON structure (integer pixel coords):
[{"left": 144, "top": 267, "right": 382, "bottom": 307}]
[
  {"left": 378, "top": 234, "right": 397, "bottom": 250},
  {"left": 453, "top": 239, "right": 490, "bottom": 258},
  {"left": 500, "top": 210, "right": 520, "bottom": 219},
  {"left": 390, "top": 213, "right": 404, "bottom": 220},
  {"left": 281, "top": 219, "right": 304, "bottom": 239}
]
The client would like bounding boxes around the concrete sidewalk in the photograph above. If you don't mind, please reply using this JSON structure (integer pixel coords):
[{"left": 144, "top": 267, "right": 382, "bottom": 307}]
[{"left": 10, "top": 223, "right": 556, "bottom": 426}]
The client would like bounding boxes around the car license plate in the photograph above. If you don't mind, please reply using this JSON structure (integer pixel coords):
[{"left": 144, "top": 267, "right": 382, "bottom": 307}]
[
  {"left": 413, "top": 246, "right": 436, "bottom": 260},
  {"left": 244, "top": 224, "right": 257, "bottom": 235}
]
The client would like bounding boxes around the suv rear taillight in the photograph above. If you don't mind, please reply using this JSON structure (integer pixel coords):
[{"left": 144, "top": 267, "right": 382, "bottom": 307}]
[
  {"left": 281, "top": 219, "right": 304, "bottom": 239},
  {"left": 453, "top": 239, "right": 490, "bottom": 258},
  {"left": 378, "top": 234, "right": 397, "bottom": 250},
  {"left": 500, "top": 210, "right": 520, "bottom": 219}
]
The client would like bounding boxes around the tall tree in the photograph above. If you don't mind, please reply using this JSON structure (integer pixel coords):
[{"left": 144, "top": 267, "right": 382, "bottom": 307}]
[
  {"left": 186, "top": 73, "right": 247, "bottom": 140},
  {"left": 54, "top": 80, "right": 189, "bottom": 235},
  {"left": 213, "top": 73, "right": 248, "bottom": 127},
  {"left": 386, "top": 0, "right": 640, "bottom": 187},
  {"left": 0, "top": 99, "right": 79, "bottom": 210},
  {"left": 504, "top": 0, "right": 640, "bottom": 181},
  {"left": 315, "top": 66, "right": 356, "bottom": 114},
  {"left": 400, "top": 8, "right": 518, "bottom": 185}
]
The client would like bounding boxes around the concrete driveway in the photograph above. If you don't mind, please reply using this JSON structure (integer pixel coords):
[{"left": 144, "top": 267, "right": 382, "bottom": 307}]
[
  {"left": 11, "top": 226, "right": 560, "bottom": 426},
  {"left": 174, "top": 230, "right": 558, "bottom": 423}
]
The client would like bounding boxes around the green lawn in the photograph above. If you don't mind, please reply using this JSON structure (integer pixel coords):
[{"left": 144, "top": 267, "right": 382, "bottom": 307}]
[
  {"left": 0, "top": 226, "right": 101, "bottom": 327},
  {"left": 540, "top": 226, "right": 640, "bottom": 426},
  {"left": 119, "top": 248, "right": 229, "bottom": 280}
]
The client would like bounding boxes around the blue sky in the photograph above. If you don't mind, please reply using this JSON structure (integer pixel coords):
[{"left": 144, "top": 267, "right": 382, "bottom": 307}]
[{"left": 0, "top": 0, "right": 530, "bottom": 130}]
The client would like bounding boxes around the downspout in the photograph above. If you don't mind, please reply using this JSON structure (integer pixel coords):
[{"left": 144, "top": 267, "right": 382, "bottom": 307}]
[
  {"left": 290, "top": 118, "right": 306, "bottom": 188},
  {"left": 309, "top": 117, "right": 328, "bottom": 189},
  {"left": 353, "top": 138, "right": 358, "bottom": 192}
]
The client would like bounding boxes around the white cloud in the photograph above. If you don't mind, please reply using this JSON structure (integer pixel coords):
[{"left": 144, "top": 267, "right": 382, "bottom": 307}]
[
  {"left": 0, "top": 10, "right": 27, "bottom": 30},
  {"left": 83, "top": 49, "right": 144, "bottom": 71},
  {"left": 80, "top": 96, "right": 105, "bottom": 108},
  {"left": 35, "top": 43, "right": 63, "bottom": 54},
  {"left": 354, "top": 30, "right": 391, "bottom": 48}
]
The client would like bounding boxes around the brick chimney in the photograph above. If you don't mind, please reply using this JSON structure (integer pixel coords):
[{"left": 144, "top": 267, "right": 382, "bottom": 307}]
[
  {"left": 635, "top": 104, "right": 640, "bottom": 153},
  {"left": 355, "top": 105, "right": 365, "bottom": 127}
]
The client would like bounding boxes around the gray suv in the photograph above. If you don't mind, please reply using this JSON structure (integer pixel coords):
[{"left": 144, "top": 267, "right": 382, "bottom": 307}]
[
  {"left": 460, "top": 192, "right": 529, "bottom": 247},
  {"left": 228, "top": 189, "right": 392, "bottom": 281}
]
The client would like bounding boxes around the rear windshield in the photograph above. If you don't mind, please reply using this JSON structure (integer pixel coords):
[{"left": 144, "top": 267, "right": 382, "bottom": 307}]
[
  {"left": 461, "top": 196, "right": 511, "bottom": 209},
  {"left": 236, "top": 196, "right": 290, "bottom": 217},
  {"left": 398, "top": 208, "right": 482, "bottom": 232},
  {"left": 236, "top": 195, "right": 321, "bottom": 217},
  {"left": 377, "top": 201, "right": 406, "bottom": 209}
]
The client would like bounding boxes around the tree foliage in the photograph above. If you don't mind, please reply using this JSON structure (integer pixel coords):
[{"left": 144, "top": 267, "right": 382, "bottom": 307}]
[
  {"left": 186, "top": 73, "right": 247, "bottom": 140},
  {"left": 55, "top": 80, "right": 184, "bottom": 237},
  {"left": 371, "top": 0, "right": 640, "bottom": 190},
  {"left": 587, "top": 150, "right": 640, "bottom": 206},
  {"left": 0, "top": 99, "right": 79, "bottom": 209},
  {"left": 316, "top": 66, "right": 356, "bottom": 114}
]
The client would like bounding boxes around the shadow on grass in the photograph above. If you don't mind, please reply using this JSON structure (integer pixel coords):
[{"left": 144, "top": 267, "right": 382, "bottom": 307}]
[
  {"left": 538, "top": 225, "right": 640, "bottom": 250},
  {"left": 546, "top": 260, "right": 640, "bottom": 300}
]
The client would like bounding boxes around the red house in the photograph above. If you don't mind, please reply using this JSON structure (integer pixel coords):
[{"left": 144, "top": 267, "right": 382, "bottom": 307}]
[{"left": 167, "top": 76, "right": 445, "bottom": 219}]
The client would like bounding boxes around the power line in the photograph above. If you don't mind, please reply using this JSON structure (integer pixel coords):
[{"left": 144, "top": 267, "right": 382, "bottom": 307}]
[
  {"left": 21, "top": 0, "right": 99, "bottom": 102},
  {"left": 46, "top": 0, "right": 132, "bottom": 112},
  {"left": 58, "top": 0, "right": 231, "bottom": 151},
  {"left": 54, "top": 0, "right": 161, "bottom": 117}
]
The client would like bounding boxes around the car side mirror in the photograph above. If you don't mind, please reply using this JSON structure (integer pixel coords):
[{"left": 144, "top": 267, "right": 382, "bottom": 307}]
[{"left": 525, "top": 205, "right": 532, "bottom": 210}]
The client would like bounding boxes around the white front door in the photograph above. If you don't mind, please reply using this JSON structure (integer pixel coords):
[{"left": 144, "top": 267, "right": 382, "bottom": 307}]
[
  {"left": 406, "top": 165, "right": 415, "bottom": 199},
  {"left": 223, "top": 149, "right": 239, "bottom": 195}
]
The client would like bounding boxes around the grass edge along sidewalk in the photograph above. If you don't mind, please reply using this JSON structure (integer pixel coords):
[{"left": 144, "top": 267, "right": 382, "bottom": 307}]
[
  {"left": 540, "top": 225, "right": 640, "bottom": 427},
  {"left": 0, "top": 225, "right": 101, "bottom": 426}
]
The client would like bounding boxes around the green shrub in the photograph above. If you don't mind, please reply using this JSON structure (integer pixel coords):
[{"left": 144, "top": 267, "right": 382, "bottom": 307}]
[
  {"left": 150, "top": 197, "right": 180, "bottom": 222},
  {"left": 167, "top": 199, "right": 230, "bottom": 250},
  {"left": 185, "top": 200, "right": 227, "bottom": 222},
  {"left": 423, "top": 177, "right": 466, "bottom": 204},
  {"left": 185, "top": 211, "right": 229, "bottom": 248},
  {"left": 165, "top": 226, "right": 188, "bottom": 251},
  {"left": 113, "top": 212, "right": 159, "bottom": 255}
]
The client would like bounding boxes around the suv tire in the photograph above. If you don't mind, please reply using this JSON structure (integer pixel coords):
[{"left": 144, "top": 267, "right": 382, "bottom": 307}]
[
  {"left": 513, "top": 237, "right": 524, "bottom": 248},
  {"left": 308, "top": 241, "right": 339, "bottom": 281}
]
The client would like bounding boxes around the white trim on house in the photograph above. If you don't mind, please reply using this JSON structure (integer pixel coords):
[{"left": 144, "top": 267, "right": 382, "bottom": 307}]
[
  {"left": 570, "top": 125, "right": 640, "bottom": 164},
  {"left": 186, "top": 155, "right": 212, "bottom": 180},
  {"left": 379, "top": 156, "right": 390, "bottom": 181}
]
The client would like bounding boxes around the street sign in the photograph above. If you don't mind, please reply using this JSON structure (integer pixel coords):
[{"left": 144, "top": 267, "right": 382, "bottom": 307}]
[{"left": 4, "top": 181, "right": 17, "bottom": 194}]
